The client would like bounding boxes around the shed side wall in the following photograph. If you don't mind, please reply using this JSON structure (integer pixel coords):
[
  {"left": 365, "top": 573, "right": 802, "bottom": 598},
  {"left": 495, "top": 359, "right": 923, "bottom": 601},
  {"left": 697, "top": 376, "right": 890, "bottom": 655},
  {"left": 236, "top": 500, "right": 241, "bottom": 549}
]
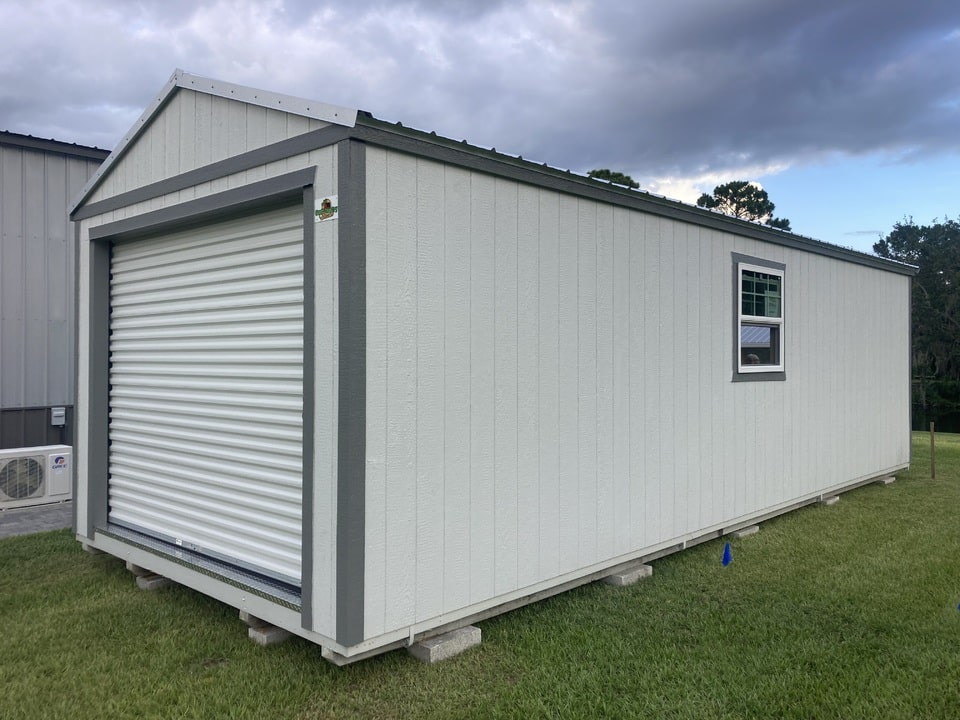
[{"left": 362, "top": 146, "right": 911, "bottom": 640}]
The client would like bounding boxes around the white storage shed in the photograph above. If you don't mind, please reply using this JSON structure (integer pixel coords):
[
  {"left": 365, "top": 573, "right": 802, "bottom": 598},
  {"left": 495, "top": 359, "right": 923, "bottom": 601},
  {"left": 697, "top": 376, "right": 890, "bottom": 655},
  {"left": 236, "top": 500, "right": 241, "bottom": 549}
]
[{"left": 71, "top": 70, "right": 913, "bottom": 663}]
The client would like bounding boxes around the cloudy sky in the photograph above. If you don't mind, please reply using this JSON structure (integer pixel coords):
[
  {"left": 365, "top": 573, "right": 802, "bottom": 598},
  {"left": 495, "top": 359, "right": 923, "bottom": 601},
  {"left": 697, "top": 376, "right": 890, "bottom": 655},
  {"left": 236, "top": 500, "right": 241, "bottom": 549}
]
[{"left": 2, "top": 0, "right": 958, "bottom": 253}]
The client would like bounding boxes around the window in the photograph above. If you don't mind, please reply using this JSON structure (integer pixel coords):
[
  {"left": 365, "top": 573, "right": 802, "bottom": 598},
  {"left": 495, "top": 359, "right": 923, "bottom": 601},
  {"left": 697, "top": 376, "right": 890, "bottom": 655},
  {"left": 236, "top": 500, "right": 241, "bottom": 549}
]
[{"left": 733, "top": 255, "right": 785, "bottom": 380}]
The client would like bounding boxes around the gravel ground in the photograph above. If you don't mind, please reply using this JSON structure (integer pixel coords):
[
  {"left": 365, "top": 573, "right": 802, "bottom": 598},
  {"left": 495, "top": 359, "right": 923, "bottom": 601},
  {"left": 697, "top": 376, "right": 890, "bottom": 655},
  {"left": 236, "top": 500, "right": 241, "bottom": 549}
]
[{"left": 0, "top": 501, "right": 72, "bottom": 539}]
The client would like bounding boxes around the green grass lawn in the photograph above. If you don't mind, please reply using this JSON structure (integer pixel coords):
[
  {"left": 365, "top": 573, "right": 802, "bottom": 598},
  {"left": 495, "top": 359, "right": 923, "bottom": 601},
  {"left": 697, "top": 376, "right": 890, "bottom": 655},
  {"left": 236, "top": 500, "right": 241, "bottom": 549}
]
[{"left": 2, "top": 432, "right": 959, "bottom": 719}]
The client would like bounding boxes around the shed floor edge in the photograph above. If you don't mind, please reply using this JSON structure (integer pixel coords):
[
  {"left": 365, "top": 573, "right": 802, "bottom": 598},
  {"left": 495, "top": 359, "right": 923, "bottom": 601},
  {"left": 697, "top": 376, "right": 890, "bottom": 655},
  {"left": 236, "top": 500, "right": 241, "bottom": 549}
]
[
  {"left": 77, "top": 463, "right": 909, "bottom": 661},
  {"left": 340, "top": 463, "right": 911, "bottom": 659}
]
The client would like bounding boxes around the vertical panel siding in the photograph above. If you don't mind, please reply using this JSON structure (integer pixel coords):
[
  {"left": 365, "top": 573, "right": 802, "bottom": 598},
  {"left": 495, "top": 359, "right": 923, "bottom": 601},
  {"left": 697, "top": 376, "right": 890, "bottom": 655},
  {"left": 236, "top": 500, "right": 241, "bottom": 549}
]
[
  {"left": 493, "top": 178, "right": 519, "bottom": 595},
  {"left": 556, "top": 197, "right": 579, "bottom": 574},
  {"left": 610, "top": 207, "right": 631, "bottom": 554},
  {"left": 415, "top": 159, "right": 445, "bottom": 623},
  {"left": 469, "top": 173, "right": 497, "bottom": 604},
  {"left": 517, "top": 184, "right": 542, "bottom": 586},
  {"left": 627, "top": 213, "right": 647, "bottom": 548},
  {"left": 383, "top": 151, "right": 418, "bottom": 630},
  {"left": 364, "top": 147, "right": 912, "bottom": 639},
  {"left": 696, "top": 229, "right": 716, "bottom": 528},
  {"left": 0, "top": 146, "right": 25, "bottom": 408},
  {"left": 0, "top": 143, "right": 103, "bottom": 418},
  {"left": 310, "top": 147, "right": 338, "bottom": 638},
  {"left": 442, "top": 165, "right": 473, "bottom": 612},
  {"left": 642, "top": 218, "right": 664, "bottom": 545},
  {"left": 576, "top": 200, "right": 598, "bottom": 568},
  {"left": 595, "top": 204, "right": 615, "bottom": 560},
  {"left": 89, "top": 89, "right": 330, "bottom": 205},
  {"left": 363, "top": 148, "right": 389, "bottom": 637},
  {"left": 537, "top": 191, "right": 561, "bottom": 579}
]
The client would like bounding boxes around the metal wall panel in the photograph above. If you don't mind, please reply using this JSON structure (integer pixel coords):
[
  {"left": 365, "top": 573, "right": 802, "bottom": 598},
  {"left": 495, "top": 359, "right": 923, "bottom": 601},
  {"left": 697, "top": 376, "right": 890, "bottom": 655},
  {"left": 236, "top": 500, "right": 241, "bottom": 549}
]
[
  {"left": 363, "top": 146, "right": 912, "bottom": 641},
  {"left": 107, "top": 205, "right": 304, "bottom": 584},
  {"left": 0, "top": 140, "right": 104, "bottom": 425}
]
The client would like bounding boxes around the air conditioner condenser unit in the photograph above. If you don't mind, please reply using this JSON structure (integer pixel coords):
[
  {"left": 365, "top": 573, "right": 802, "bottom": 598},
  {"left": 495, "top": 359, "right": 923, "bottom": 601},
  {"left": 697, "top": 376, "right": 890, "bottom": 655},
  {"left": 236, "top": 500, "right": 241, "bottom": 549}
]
[{"left": 0, "top": 445, "right": 72, "bottom": 510}]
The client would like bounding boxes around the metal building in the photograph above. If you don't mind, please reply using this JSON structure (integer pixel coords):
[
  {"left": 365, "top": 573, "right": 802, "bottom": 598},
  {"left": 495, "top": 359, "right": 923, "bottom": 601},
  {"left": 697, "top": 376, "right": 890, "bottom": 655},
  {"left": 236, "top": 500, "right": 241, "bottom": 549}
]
[
  {"left": 0, "top": 131, "right": 108, "bottom": 450},
  {"left": 71, "top": 70, "right": 914, "bottom": 663}
]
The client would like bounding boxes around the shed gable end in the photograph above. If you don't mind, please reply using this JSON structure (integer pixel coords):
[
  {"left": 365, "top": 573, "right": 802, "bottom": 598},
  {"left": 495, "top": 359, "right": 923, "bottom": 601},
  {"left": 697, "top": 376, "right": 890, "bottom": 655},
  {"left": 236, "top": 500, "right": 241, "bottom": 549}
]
[{"left": 85, "top": 88, "right": 332, "bottom": 207}]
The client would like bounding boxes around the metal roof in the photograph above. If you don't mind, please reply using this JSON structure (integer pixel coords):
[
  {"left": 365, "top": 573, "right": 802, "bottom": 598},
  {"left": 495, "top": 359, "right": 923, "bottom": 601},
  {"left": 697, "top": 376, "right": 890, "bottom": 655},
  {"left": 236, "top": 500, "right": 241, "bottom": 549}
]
[
  {"left": 0, "top": 130, "right": 109, "bottom": 161},
  {"left": 69, "top": 70, "right": 917, "bottom": 278}
]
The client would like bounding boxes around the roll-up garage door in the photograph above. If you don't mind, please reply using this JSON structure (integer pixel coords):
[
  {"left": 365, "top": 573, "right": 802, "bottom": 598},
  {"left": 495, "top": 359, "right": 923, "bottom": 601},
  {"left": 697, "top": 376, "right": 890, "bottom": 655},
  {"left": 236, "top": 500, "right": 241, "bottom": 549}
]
[{"left": 107, "top": 205, "right": 304, "bottom": 585}]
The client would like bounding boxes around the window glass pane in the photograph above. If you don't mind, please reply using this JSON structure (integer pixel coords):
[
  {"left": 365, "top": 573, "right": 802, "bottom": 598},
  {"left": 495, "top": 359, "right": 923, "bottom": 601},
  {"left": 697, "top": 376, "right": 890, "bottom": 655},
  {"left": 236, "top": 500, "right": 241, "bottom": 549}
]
[
  {"left": 740, "top": 323, "right": 780, "bottom": 366},
  {"left": 741, "top": 269, "right": 782, "bottom": 318}
]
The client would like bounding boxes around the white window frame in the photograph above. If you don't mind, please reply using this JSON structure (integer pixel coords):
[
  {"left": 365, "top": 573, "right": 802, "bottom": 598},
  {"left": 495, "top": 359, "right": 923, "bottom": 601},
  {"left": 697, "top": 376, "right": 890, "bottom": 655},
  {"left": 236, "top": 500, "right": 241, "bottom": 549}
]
[{"left": 737, "top": 260, "right": 784, "bottom": 375}]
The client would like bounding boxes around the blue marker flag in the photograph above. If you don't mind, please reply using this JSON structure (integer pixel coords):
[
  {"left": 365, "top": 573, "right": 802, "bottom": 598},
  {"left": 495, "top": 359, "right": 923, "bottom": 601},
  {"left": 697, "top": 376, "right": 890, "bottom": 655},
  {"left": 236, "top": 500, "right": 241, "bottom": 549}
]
[{"left": 722, "top": 542, "right": 732, "bottom": 567}]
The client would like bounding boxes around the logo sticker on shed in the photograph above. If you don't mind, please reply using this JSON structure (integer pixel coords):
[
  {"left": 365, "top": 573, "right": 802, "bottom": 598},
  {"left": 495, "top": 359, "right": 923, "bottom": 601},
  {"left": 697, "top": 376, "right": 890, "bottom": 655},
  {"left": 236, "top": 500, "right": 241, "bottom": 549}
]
[{"left": 315, "top": 195, "right": 338, "bottom": 222}]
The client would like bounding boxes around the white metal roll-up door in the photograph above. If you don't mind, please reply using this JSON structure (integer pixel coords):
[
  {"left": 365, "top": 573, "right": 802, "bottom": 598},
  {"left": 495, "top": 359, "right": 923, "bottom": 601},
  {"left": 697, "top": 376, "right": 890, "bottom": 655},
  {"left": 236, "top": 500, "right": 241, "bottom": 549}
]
[{"left": 108, "top": 205, "right": 304, "bottom": 585}]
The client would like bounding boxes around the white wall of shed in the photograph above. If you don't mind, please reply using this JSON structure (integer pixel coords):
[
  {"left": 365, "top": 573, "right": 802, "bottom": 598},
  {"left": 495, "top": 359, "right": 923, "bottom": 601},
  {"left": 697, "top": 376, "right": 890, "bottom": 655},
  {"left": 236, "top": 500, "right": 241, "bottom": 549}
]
[
  {"left": 1, "top": 144, "right": 102, "bottom": 408},
  {"left": 361, "top": 146, "right": 911, "bottom": 640},
  {"left": 310, "top": 146, "right": 339, "bottom": 640},
  {"left": 87, "top": 88, "right": 330, "bottom": 206}
]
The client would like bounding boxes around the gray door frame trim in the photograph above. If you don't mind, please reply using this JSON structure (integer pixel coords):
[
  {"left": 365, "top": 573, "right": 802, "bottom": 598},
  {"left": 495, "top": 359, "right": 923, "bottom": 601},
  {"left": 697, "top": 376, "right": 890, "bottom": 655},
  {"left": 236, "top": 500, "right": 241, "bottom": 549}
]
[
  {"left": 78, "top": 227, "right": 110, "bottom": 537},
  {"left": 88, "top": 168, "right": 316, "bottom": 241},
  {"left": 334, "top": 139, "right": 366, "bottom": 647},
  {"left": 81, "top": 169, "right": 317, "bottom": 605}
]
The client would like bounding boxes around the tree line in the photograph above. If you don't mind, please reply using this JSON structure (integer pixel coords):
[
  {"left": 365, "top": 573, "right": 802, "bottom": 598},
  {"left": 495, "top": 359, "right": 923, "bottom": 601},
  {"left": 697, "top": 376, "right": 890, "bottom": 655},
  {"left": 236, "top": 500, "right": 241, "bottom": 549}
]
[
  {"left": 874, "top": 218, "right": 960, "bottom": 429},
  {"left": 588, "top": 171, "right": 792, "bottom": 230}
]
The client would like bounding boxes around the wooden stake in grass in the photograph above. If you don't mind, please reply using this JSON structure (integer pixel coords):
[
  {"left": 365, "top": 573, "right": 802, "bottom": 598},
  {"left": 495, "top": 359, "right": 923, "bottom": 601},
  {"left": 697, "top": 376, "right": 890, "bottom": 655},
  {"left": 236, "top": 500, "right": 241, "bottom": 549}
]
[{"left": 930, "top": 421, "right": 936, "bottom": 480}]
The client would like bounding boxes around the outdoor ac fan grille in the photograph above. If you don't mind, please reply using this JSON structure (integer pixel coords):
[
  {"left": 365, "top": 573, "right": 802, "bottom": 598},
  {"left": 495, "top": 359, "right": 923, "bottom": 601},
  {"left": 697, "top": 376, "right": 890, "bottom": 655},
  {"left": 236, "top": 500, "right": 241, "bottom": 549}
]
[{"left": 0, "top": 457, "right": 45, "bottom": 501}]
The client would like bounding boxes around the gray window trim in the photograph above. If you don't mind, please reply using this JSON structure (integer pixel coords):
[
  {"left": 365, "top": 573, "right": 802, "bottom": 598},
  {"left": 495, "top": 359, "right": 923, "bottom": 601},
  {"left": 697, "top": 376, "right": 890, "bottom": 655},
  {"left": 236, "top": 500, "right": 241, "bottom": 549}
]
[{"left": 732, "top": 253, "right": 787, "bottom": 383}]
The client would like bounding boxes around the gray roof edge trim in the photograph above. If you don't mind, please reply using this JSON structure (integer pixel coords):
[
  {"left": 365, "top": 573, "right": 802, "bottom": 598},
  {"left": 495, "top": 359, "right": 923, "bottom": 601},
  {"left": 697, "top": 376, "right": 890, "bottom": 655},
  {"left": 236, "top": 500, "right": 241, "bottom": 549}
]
[
  {"left": 0, "top": 130, "right": 110, "bottom": 160},
  {"left": 69, "top": 68, "right": 183, "bottom": 215},
  {"left": 70, "top": 69, "right": 358, "bottom": 215},
  {"left": 352, "top": 120, "right": 918, "bottom": 278},
  {"left": 177, "top": 71, "right": 357, "bottom": 128},
  {"left": 72, "top": 124, "right": 351, "bottom": 221}
]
